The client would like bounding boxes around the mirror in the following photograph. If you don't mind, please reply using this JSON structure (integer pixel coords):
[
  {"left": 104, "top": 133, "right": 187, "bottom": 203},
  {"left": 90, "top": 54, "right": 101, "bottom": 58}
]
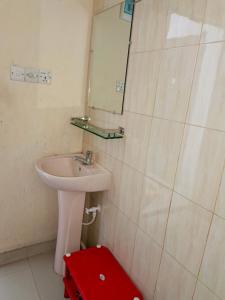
[{"left": 88, "top": 1, "right": 134, "bottom": 114}]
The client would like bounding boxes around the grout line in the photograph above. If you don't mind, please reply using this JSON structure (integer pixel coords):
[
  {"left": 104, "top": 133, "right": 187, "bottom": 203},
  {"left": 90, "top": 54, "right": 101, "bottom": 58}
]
[
  {"left": 86, "top": 138, "right": 225, "bottom": 224},
  {"left": 27, "top": 257, "right": 42, "bottom": 300},
  {"left": 128, "top": 222, "right": 139, "bottom": 274},
  {"left": 106, "top": 197, "right": 164, "bottom": 252},
  {"left": 0, "top": 261, "right": 29, "bottom": 280},
  {"left": 197, "top": 279, "right": 223, "bottom": 300},
  {"left": 137, "top": 226, "right": 163, "bottom": 250},
  {"left": 122, "top": 110, "right": 225, "bottom": 134},
  {"left": 101, "top": 201, "right": 118, "bottom": 251},
  {"left": 89, "top": 105, "right": 225, "bottom": 136},
  {"left": 131, "top": 39, "right": 225, "bottom": 55},
  {"left": 94, "top": 135, "right": 223, "bottom": 214},
  {"left": 143, "top": 28, "right": 176, "bottom": 300},
  {"left": 128, "top": 47, "right": 164, "bottom": 236},
  {"left": 87, "top": 130, "right": 225, "bottom": 220},
  {"left": 159, "top": 250, "right": 196, "bottom": 279},
  {"left": 190, "top": 0, "right": 212, "bottom": 296},
  {"left": 111, "top": 205, "right": 119, "bottom": 254},
  {"left": 125, "top": 112, "right": 151, "bottom": 270},
  {"left": 111, "top": 208, "right": 138, "bottom": 273},
  {"left": 171, "top": 190, "right": 214, "bottom": 214},
  {"left": 191, "top": 213, "right": 214, "bottom": 297},
  {"left": 192, "top": 157, "right": 225, "bottom": 299},
  {"left": 152, "top": 24, "right": 204, "bottom": 297},
  {"left": 152, "top": 191, "right": 173, "bottom": 298}
]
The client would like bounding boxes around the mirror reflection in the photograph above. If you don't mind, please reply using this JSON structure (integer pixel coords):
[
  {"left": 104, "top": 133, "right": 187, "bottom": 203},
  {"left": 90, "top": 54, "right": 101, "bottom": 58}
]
[{"left": 88, "top": 1, "right": 134, "bottom": 114}]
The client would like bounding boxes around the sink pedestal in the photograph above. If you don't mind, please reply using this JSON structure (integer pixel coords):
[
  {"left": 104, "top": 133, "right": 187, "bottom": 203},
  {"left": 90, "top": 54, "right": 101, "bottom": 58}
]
[
  {"left": 54, "top": 191, "right": 85, "bottom": 275},
  {"left": 35, "top": 154, "right": 111, "bottom": 276}
]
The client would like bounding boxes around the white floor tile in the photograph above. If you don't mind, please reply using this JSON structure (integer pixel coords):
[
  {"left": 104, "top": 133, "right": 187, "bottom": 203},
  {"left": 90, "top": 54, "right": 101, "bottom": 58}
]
[
  {"left": 0, "top": 268, "right": 40, "bottom": 300},
  {"left": 0, "top": 259, "right": 29, "bottom": 279},
  {"left": 29, "top": 252, "right": 65, "bottom": 300}
]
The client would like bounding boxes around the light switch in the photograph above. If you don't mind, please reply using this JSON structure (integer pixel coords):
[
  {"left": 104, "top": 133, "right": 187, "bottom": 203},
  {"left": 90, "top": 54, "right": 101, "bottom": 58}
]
[
  {"left": 25, "top": 68, "right": 39, "bottom": 83},
  {"left": 10, "top": 65, "right": 25, "bottom": 82}
]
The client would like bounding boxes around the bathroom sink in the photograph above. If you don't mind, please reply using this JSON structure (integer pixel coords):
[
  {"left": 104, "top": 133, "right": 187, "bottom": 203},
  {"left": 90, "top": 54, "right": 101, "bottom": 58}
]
[
  {"left": 35, "top": 154, "right": 111, "bottom": 192},
  {"left": 35, "top": 153, "right": 111, "bottom": 275}
]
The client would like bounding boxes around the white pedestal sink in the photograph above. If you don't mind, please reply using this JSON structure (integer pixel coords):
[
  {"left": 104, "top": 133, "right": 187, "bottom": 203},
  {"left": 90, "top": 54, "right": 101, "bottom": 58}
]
[{"left": 35, "top": 154, "right": 111, "bottom": 275}]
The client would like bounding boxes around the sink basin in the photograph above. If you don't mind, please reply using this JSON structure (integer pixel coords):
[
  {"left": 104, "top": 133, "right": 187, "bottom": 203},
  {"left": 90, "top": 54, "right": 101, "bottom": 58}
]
[
  {"left": 35, "top": 154, "right": 111, "bottom": 192},
  {"left": 35, "top": 154, "right": 111, "bottom": 275}
]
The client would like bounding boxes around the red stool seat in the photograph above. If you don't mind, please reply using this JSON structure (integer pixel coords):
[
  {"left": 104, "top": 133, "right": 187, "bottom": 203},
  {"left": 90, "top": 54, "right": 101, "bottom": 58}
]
[{"left": 63, "top": 246, "right": 143, "bottom": 300}]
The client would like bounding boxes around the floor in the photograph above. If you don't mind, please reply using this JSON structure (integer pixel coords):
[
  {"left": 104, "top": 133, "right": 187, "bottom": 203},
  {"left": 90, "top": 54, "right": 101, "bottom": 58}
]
[{"left": 0, "top": 252, "right": 65, "bottom": 300}]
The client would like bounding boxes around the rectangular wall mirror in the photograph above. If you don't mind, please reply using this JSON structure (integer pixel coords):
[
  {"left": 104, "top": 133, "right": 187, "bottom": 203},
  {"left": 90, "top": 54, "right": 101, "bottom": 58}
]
[{"left": 88, "top": 1, "right": 134, "bottom": 114}]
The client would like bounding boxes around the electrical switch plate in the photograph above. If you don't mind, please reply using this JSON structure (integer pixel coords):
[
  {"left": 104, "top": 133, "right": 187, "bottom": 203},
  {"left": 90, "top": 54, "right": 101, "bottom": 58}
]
[
  {"left": 11, "top": 65, "right": 52, "bottom": 85},
  {"left": 116, "top": 80, "right": 125, "bottom": 93},
  {"left": 25, "top": 68, "right": 39, "bottom": 83},
  {"left": 10, "top": 65, "right": 25, "bottom": 82},
  {"left": 39, "top": 70, "right": 52, "bottom": 84}
]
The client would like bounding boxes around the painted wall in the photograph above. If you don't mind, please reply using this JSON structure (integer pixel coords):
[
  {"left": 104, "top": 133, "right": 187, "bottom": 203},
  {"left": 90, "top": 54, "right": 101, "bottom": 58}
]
[
  {"left": 0, "top": 0, "right": 93, "bottom": 253},
  {"left": 85, "top": 0, "right": 225, "bottom": 299}
]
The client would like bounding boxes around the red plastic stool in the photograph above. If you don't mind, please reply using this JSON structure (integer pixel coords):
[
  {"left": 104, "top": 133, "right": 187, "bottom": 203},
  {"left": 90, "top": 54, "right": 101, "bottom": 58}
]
[{"left": 63, "top": 246, "right": 143, "bottom": 300}]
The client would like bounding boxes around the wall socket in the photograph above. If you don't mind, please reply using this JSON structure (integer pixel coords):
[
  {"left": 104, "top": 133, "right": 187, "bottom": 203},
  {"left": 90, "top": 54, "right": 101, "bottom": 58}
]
[
  {"left": 39, "top": 70, "right": 52, "bottom": 84},
  {"left": 10, "top": 65, "right": 52, "bottom": 85}
]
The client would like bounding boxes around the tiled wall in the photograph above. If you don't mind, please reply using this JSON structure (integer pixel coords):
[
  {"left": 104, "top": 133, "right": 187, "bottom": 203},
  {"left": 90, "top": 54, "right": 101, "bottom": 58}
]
[
  {"left": 94, "top": 0, "right": 123, "bottom": 13},
  {"left": 84, "top": 0, "right": 225, "bottom": 299}
]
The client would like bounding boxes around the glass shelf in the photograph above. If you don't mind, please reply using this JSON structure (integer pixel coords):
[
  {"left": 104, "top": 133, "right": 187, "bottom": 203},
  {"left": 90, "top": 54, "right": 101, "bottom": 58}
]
[{"left": 70, "top": 118, "right": 124, "bottom": 140}]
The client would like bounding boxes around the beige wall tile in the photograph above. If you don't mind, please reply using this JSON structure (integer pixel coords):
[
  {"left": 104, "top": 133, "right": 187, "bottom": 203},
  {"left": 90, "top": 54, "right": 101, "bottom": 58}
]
[
  {"left": 165, "top": 0, "right": 206, "bottom": 48},
  {"left": 215, "top": 168, "right": 225, "bottom": 219},
  {"left": 124, "top": 112, "right": 152, "bottom": 172},
  {"left": 94, "top": 0, "right": 104, "bottom": 13},
  {"left": 155, "top": 252, "right": 196, "bottom": 300},
  {"left": 165, "top": 192, "right": 212, "bottom": 275},
  {"left": 146, "top": 118, "right": 184, "bottom": 189},
  {"left": 193, "top": 282, "right": 220, "bottom": 300},
  {"left": 131, "top": 0, "right": 168, "bottom": 52},
  {"left": 187, "top": 43, "right": 225, "bottom": 131},
  {"left": 200, "top": 215, "right": 225, "bottom": 299},
  {"left": 105, "top": 137, "right": 125, "bottom": 162},
  {"left": 96, "top": 153, "right": 123, "bottom": 207},
  {"left": 131, "top": 229, "right": 162, "bottom": 298},
  {"left": 103, "top": 114, "right": 126, "bottom": 161},
  {"left": 175, "top": 126, "right": 225, "bottom": 211},
  {"left": 104, "top": 156, "right": 123, "bottom": 207},
  {"left": 201, "top": 0, "right": 225, "bottom": 43},
  {"left": 94, "top": 0, "right": 123, "bottom": 13},
  {"left": 118, "top": 164, "right": 144, "bottom": 223},
  {"left": 103, "top": 0, "right": 123, "bottom": 9},
  {"left": 85, "top": 192, "right": 104, "bottom": 247},
  {"left": 125, "top": 51, "right": 161, "bottom": 116},
  {"left": 139, "top": 177, "right": 172, "bottom": 246},
  {"left": 98, "top": 200, "right": 118, "bottom": 250},
  {"left": 154, "top": 46, "right": 198, "bottom": 122},
  {"left": 113, "top": 211, "right": 137, "bottom": 272}
]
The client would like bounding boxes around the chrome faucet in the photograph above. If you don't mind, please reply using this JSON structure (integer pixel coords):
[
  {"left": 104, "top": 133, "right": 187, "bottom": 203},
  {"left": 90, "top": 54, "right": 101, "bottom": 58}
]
[{"left": 73, "top": 151, "right": 94, "bottom": 165}]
